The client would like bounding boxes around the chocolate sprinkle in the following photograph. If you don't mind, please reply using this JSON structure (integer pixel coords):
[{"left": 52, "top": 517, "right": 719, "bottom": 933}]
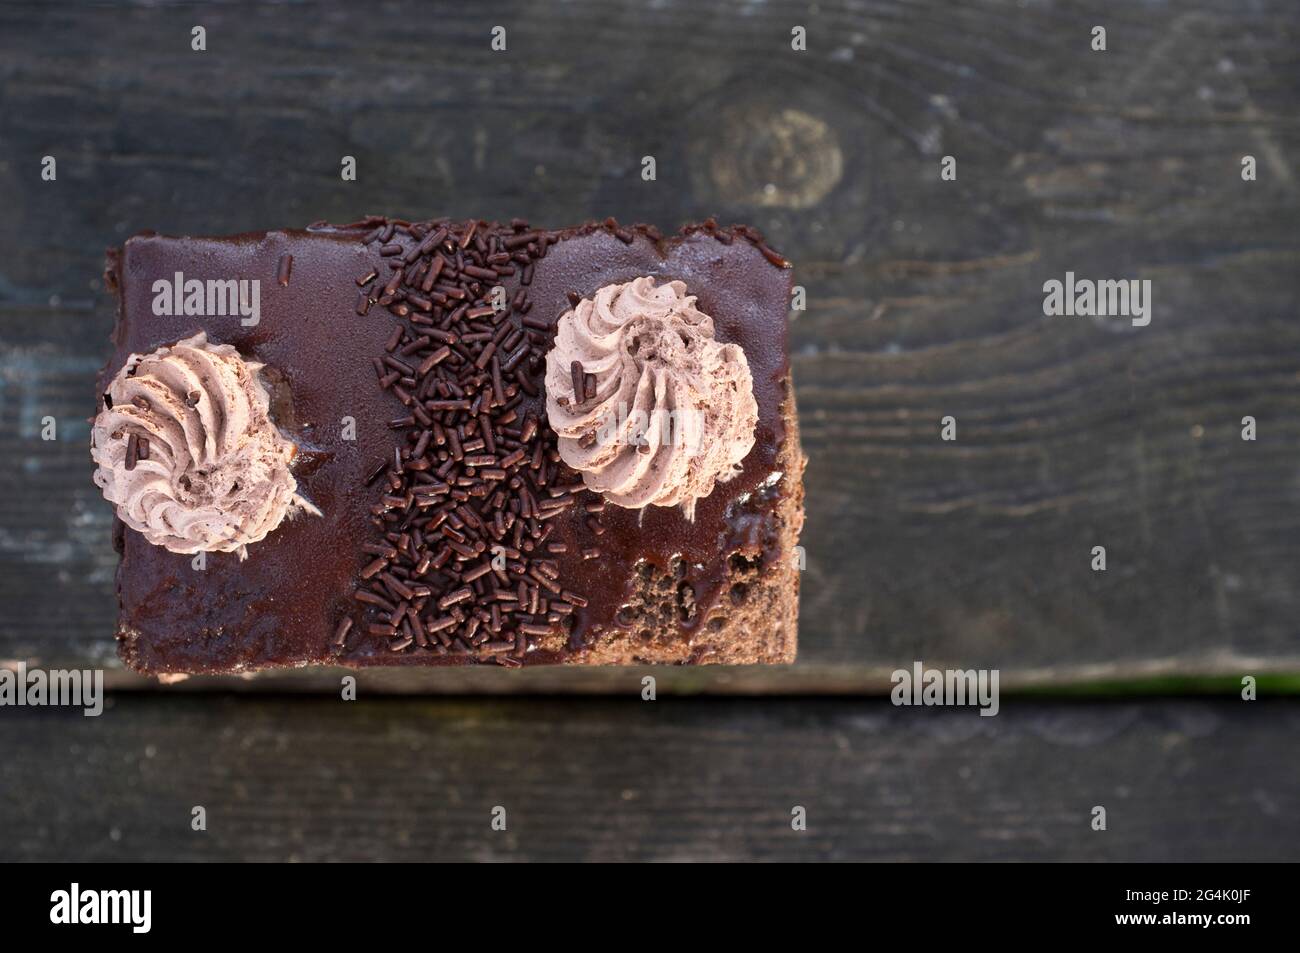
[
  {"left": 332, "top": 616, "right": 353, "bottom": 648},
  {"left": 348, "top": 218, "right": 589, "bottom": 664},
  {"left": 570, "top": 360, "right": 585, "bottom": 405}
]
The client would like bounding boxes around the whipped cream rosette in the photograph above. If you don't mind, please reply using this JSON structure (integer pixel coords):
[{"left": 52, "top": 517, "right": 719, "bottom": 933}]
[
  {"left": 544, "top": 276, "right": 758, "bottom": 520},
  {"left": 92, "top": 332, "right": 316, "bottom": 556}
]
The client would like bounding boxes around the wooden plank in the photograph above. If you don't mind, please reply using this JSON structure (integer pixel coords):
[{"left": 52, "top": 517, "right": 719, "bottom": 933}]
[
  {"left": 0, "top": 1, "right": 1297, "bottom": 686},
  {"left": 1, "top": 696, "right": 1294, "bottom": 861}
]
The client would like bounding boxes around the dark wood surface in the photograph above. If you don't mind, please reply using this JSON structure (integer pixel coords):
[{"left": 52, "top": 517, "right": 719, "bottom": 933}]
[
  {"left": 0, "top": 0, "right": 1296, "bottom": 860},
  {"left": 1, "top": 1, "right": 1297, "bottom": 690},
  {"left": 2, "top": 696, "right": 1295, "bottom": 862}
]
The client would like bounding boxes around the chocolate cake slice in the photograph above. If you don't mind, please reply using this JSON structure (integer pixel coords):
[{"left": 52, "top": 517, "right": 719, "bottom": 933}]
[{"left": 93, "top": 218, "right": 804, "bottom": 673}]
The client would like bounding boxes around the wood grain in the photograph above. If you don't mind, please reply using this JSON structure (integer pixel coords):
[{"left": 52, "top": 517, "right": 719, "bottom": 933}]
[
  {"left": 1, "top": 695, "right": 1294, "bottom": 861},
  {"left": 0, "top": 1, "right": 1297, "bottom": 687}
]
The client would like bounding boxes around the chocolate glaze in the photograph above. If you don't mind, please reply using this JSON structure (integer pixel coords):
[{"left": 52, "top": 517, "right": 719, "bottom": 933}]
[{"left": 100, "top": 219, "right": 792, "bottom": 672}]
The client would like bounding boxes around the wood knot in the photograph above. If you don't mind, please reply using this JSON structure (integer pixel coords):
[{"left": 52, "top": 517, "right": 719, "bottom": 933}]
[{"left": 701, "top": 107, "right": 843, "bottom": 210}]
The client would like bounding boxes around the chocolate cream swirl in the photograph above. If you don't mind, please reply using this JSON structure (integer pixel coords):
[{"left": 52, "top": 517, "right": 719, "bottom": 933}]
[
  {"left": 91, "top": 332, "right": 315, "bottom": 557},
  {"left": 544, "top": 276, "right": 758, "bottom": 521}
]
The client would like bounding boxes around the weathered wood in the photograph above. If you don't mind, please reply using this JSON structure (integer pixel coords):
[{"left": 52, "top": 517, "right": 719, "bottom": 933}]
[
  {"left": 0, "top": 1, "right": 1297, "bottom": 686},
  {"left": 1, "top": 696, "right": 1294, "bottom": 861}
]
